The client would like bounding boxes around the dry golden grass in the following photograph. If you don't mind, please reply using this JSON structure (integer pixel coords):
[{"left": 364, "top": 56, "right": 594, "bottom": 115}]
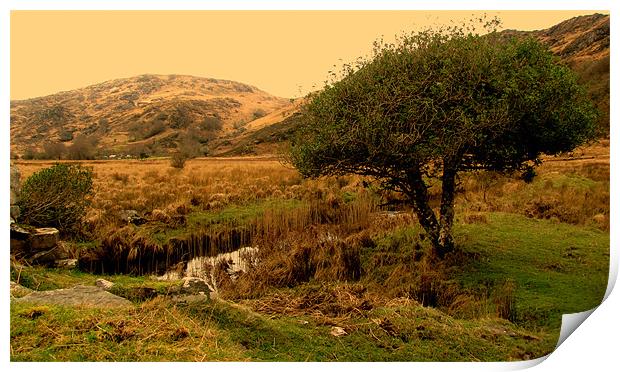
[
  {"left": 14, "top": 141, "right": 609, "bottom": 263},
  {"left": 14, "top": 141, "right": 609, "bottom": 279}
]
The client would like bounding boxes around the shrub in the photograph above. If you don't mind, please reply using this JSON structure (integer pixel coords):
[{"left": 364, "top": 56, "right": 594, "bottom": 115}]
[
  {"left": 18, "top": 164, "right": 94, "bottom": 232},
  {"left": 200, "top": 116, "right": 223, "bottom": 131},
  {"left": 170, "top": 152, "right": 189, "bottom": 169},
  {"left": 58, "top": 130, "right": 74, "bottom": 142},
  {"left": 252, "top": 108, "right": 267, "bottom": 120},
  {"left": 67, "top": 134, "right": 99, "bottom": 160},
  {"left": 42, "top": 142, "right": 66, "bottom": 160}
]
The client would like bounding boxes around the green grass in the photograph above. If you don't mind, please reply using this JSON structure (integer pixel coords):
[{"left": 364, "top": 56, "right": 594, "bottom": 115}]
[
  {"left": 185, "top": 198, "right": 302, "bottom": 227},
  {"left": 11, "top": 266, "right": 181, "bottom": 296},
  {"left": 454, "top": 213, "right": 609, "bottom": 329},
  {"left": 10, "top": 212, "right": 608, "bottom": 361},
  {"left": 10, "top": 300, "right": 247, "bottom": 361},
  {"left": 147, "top": 198, "right": 304, "bottom": 244},
  {"left": 10, "top": 294, "right": 554, "bottom": 362},
  {"left": 535, "top": 172, "right": 599, "bottom": 190}
]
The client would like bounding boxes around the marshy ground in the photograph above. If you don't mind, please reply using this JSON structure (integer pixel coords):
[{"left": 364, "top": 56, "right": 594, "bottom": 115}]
[{"left": 10, "top": 140, "right": 609, "bottom": 361}]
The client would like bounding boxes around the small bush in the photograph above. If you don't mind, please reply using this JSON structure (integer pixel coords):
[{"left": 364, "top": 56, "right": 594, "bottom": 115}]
[
  {"left": 252, "top": 108, "right": 267, "bottom": 120},
  {"left": 200, "top": 116, "right": 223, "bottom": 131},
  {"left": 170, "top": 152, "right": 189, "bottom": 169},
  {"left": 66, "top": 134, "right": 99, "bottom": 160},
  {"left": 18, "top": 164, "right": 94, "bottom": 232},
  {"left": 58, "top": 130, "right": 74, "bottom": 142},
  {"left": 22, "top": 148, "right": 37, "bottom": 160}
]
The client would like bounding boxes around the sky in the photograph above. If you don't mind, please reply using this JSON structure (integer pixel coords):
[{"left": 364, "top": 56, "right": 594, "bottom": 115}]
[{"left": 10, "top": 10, "right": 609, "bottom": 100}]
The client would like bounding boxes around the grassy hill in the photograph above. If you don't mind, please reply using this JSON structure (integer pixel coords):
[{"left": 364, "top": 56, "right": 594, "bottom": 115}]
[
  {"left": 10, "top": 74, "right": 292, "bottom": 157},
  {"left": 10, "top": 14, "right": 609, "bottom": 158}
]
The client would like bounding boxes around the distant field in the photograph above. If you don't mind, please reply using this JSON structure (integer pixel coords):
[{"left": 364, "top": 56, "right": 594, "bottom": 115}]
[{"left": 11, "top": 140, "right": 609, "bottom": 361}]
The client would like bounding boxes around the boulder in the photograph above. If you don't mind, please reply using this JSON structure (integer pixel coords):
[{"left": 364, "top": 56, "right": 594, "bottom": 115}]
[
  {"left": 10, "top": 226, "right": 68, "bottom": 265},
  {"left": 10, "top": 281, "right": 33, "bottom": 298},
  {"left": 96, "top": 278, "right": 115, "bottom": 290},
  {"left": 118, "top": 210, "right": 147, "bottom": 225},
  {"left": 55, "top": 258, "right": 78, "bottom": 269},
  {"left": 10, "top": 224, "right": 30, "bottom": 255},
  {"left": 30, "top": 228, "right": 59, "bottom": 251},
  {"left": 180, "top": 277, "right": 213, "bottom": 295},
  {"left": 14, "top": 285, "right": 133, "bottom": 308},
  {"left": 29, "top": 245, "right": 66, "bottom": 265},
  {"left": 10, "top": 206, "right": 21, "bottom": 223}
]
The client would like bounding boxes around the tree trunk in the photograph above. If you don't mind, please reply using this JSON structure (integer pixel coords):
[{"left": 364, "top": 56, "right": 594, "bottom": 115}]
[
  {"left": 437, "top": 166, "right": 457, "bottom": 258},
  {"left": 404, "top": 171, "right": 441, "bottom": 250}
]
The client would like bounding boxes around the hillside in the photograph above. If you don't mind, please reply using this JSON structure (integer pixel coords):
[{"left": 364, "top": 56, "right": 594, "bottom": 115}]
[
  {"left": 10, "top": 74, "right": 291, "bottom": 157},
  {"left": 213, "top": 13, "right": 610, "bottom": 156},
  {"left": 10, "top": 13, "right": 610, "bottom": 158},
  {"left": 502, "top": 13, "right": 609, "bottom": 133}
]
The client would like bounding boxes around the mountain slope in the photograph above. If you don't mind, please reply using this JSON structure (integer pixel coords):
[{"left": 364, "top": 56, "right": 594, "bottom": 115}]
[
  {"left": 10, "top": 74, "right": 291, "bottom": 156},
  {"left": 502, "top": 13, "right": 609, "bottom": 134},
  {"left": 10, "top": 14, "right": 609, "bottom": 158},
  {"left": 212, "top": 13, "right": 610, "bottom": 156}
]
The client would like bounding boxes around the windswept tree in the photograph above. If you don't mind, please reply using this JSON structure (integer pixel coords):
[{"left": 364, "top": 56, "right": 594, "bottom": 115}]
[{"left": 289, "top": 21, "right": 597, "bottom": 258}]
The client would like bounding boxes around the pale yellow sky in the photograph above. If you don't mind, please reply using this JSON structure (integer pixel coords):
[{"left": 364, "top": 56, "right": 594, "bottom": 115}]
[{"left": 10, "top": 10, "right": 608, "bottom": 100}]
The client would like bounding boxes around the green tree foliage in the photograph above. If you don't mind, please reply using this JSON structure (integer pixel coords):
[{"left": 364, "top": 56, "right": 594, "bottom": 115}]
[
  {"left": 289, "top": 21, "right": 597, "bottom": 257},
  {"left": 18, "top": 164, "right": 94, "bottom": 233}
]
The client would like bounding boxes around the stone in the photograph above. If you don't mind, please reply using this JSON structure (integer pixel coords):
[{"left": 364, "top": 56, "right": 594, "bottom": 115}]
[
  {"left": 10, "top": 224, "right": 32, "bottom": 258},
  {"left": 30, "top": 228, "right": 59, "bottom": 251},
  {"left": 55, "top": 258, "right": 78, "bottom": 269},
  {"left": 29, "top": 246, "right": 65, "bottom": 265},
  {"left": 181, "top": 277, "right": 213, "bottom": 295},
  {"left": 118, "top": 210, "right": 147, "bottom": 225},
  {"left": 330, "top": 326, "right": 348, "bottom": 337},
  {"left": 10, "top": 281, "right": 33, "bottom": 298},
  {"left": 11, "top": 226, "right": 67, "bottom": 265},
  {"left": 14, "top": 285, "right": 133, "bottom": 308},
  {"left": 96, "top": 278, "right": 115, "bottom": 290},
  {"left": 10, "top": 223, "right": 30, "bottom": 239}
]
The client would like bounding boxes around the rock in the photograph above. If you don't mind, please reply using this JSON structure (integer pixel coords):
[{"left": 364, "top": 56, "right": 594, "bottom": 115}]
[
  {"left": 10, "top": 281, "right": 33, "bottom": 298},
  {"left": 14, "top": 285, "right": 133, "bottom": 308},
  {"left": 10, "top": 223, "right": 30, "bottom": 239},
  {"left": 118, "top": 210, "right": 147, "bottom": 225},
  {"left": 30, "top": 228, "right": 59, "bottom": 251},
  {"left": 11, "top": 226, "right": 68, "bottom": 266},
  {"left": 96, "top": 278, "right": 115, "bottom": 290},
  {"left": 29, "top": 245, "right": 66, "bottom": 265},
  {"left": 330, "top": 326, "right": 347, "bottom": 337},
  {"left": 181, "top": 277, "right": 213, "bottom": 295},
  {"left": 55, "top": 259, "right": 78, "bottom": 269}
]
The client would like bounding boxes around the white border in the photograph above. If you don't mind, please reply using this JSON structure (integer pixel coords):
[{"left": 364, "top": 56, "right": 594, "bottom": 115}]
[{"left": 2, "top": 2, "right": 616, "bottom": 372}]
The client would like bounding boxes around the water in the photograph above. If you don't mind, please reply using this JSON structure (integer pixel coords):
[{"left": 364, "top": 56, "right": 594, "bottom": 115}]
[{"left": 154, "top": 246, "right": 259, "bottom": 294}]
